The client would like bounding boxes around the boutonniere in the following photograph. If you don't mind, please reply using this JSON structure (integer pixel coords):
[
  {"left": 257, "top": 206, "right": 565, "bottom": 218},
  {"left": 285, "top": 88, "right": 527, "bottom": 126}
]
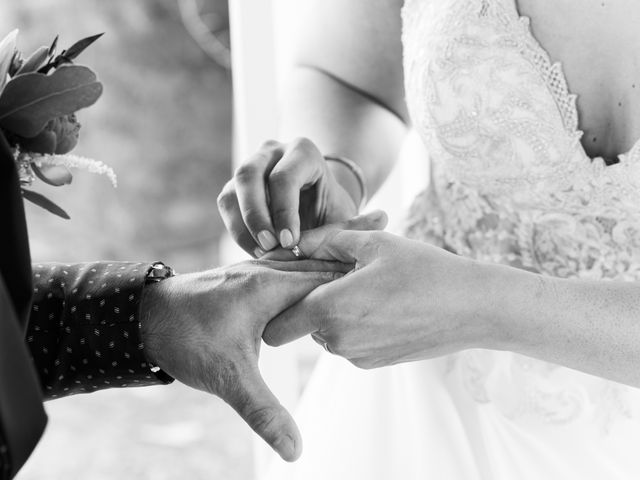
[{"left": 0, "top": 30, "right": 116, "bottom": 219}]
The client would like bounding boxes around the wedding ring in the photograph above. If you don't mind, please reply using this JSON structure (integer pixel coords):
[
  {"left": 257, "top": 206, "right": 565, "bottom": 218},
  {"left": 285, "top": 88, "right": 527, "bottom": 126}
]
[
  {"left": 291, "top": 245, "right": 305, "bottom": 259},
  {"left": 312, "top": 333, "right": 332, "bottom": 354}
]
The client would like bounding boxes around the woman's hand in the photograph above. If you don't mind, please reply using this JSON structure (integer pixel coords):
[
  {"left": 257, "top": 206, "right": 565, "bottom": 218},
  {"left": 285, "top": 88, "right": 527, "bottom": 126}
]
[
  {"left": 263, "top": 230, "right": 510, "bottom": 369},
  {"left": 217, "top": 138, "right": 360, "bottom": 257}
]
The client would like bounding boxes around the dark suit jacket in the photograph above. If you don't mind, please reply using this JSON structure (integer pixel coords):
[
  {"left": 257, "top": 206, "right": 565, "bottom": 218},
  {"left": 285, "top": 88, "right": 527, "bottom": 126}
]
[
  {"left": 0, "top": 132, "right": 171, "bottom": 479},
  {"left": 0, "top": 130, "right": 47, "bottom": 480}
]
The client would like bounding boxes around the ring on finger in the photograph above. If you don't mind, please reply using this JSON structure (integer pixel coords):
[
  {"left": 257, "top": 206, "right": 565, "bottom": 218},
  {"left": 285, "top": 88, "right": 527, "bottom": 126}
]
[
  {"left": 291, "top": 244, "right": 305, "bottom": 259},
  {"left": 312, "top": 333, "right": 332, "bottom": 354}
]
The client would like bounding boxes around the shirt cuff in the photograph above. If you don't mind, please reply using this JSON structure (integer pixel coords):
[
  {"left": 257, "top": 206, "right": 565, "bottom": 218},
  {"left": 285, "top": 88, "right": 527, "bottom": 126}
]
[{"left": 29, "top": 262, "right": 173, "bottom": 399}]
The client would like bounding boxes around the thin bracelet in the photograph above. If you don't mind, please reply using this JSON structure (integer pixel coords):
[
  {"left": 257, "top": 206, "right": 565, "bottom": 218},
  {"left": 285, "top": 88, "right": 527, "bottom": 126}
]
[{"left": 324, "top": 155, "right": 368, "bottom": 212}]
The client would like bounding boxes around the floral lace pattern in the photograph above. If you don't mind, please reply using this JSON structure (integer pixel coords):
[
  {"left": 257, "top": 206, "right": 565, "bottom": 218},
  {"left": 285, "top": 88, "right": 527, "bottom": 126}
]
[{"left": 401, "top": 0, "right": 640, "bottom": 427}]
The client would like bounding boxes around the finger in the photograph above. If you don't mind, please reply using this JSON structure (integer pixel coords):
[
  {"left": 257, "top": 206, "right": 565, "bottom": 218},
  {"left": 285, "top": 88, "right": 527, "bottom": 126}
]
[
  {"left": 217, "top": 182, "right": 262, "bottom": 256},
  {"left": 301, "top": 210, "right": 387, "bottom": 259},
  {"left": 235, "top": 142, "right": 284, "bottom": 251},
  {"left": 262, "top": 210, "right": 388, "bottom": 262},
  {"left": 258, "top": 259, "right": 353, "bottom": 274},
  {"left": 268, "top": 138, "right": 325, "bottom": 248},
  {"left": 226, "top": 360, "right": 302, "bottom": 461},
  {"left": 259, "top": 269, "right": 344, "bottom": 321},
  {"left": 263, "top": 280, "right": 336, "bottom": 347}
]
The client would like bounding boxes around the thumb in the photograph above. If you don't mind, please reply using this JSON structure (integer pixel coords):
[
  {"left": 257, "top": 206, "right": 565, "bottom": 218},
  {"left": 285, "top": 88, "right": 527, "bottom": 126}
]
[{"left": 225, "top": 358, "right": 302, "bottom": 462}]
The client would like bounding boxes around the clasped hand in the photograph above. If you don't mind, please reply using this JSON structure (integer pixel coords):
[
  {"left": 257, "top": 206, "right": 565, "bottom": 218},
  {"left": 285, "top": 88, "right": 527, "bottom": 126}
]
[
  {"left": 263, "top": 228, "right": 502, "bottom": 369},
  {"left": 218, "top": 136, "right": 502, "bottom": 371},
  {"left": 149, "top": 137, "right": 505, "bottom": 463},
  {"left": 137, "top": 213, "right": 387, "bottom": 462}
]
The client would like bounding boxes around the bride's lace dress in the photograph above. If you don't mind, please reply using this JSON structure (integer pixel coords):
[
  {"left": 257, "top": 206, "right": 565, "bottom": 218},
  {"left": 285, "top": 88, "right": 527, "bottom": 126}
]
[{"left": 265, "top": 0, "right": 640, "bottom": 478}]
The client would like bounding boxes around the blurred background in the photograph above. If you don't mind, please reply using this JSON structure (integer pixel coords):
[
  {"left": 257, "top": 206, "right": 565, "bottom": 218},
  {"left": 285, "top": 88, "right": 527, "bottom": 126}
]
[
  {"left": 1, "top": 1, "right": 255, "bottom": 479},
  {"left": 3, "top": 1, "right": 427, "bottom": 478}
]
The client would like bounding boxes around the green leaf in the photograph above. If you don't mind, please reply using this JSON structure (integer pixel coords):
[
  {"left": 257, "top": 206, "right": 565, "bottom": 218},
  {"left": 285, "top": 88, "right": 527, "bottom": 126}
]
[
  {"left": 0, "top": 65, "right": 103, "bottom": 137},
  {"left": 0, "top": 30, "right": 18, "bottom": 91},
  {"left": 16, "top": 46, "right": 49, "bottom": 75},
  {"left": 21, "top": 188, "right": 70, "bottom": 219},
  {"left": 61, "top": 33, "right": 104, "bottom": 62},
  {"left": 48, "top": 35, "right": 59, "bottom": 57},
  {"left": 39, "top": 33, "right": 104, "bottom": 73}
]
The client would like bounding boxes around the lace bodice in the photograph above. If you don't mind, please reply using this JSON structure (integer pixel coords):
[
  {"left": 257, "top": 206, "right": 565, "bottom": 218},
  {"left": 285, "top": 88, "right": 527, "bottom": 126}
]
[{"left": 401, "top": 0, "right": 639, "bottom": 427}]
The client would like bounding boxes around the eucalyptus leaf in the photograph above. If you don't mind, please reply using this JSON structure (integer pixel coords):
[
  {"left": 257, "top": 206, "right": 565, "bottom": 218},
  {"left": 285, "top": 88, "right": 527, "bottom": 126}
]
[
  {"left": 0, "top": 65, "right": 103, "bottom": 137},
  {"left": 40, "top": 33, "right": 103, "bottom": 73},
  {"left": 48, "top": 35, "right": 58, "bottom": 57},
  {"left": 0, "top": 30, "right": 18, "bottom": 91},
  {"left": 61, "top": 33, "right": 104, "bottom": 62},
  {"left": 16, "top": 46, "right": 49, "bottom": 75},
  {"left": 21, "top": 188, "right": 70, "bottom": 219},
  {"left": 37, "top": 35, "right": 60, "bottom": 74}
]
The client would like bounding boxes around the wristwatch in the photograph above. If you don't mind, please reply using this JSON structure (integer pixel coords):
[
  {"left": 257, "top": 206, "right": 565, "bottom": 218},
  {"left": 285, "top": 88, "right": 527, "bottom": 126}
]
[
  {"left": 144, "top": 261, "right": 176, "bottom": 383},
  {"left": 145, "top": 261, "right": 175, "bottom": 283}
]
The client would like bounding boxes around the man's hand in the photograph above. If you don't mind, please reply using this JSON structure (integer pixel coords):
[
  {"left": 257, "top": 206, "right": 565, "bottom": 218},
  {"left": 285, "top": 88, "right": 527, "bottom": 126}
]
[{"left": 138, "top": 259, "right": 348, "bottom": 462}]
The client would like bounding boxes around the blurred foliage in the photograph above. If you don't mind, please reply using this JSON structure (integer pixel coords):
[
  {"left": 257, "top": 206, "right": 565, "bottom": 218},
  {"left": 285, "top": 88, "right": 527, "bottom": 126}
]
[
  {"left": 2, "top": 2, "right": 254, "bottom": 480},
  {"left": 5, "top": 0, "right": 233, "bottom": 273}
]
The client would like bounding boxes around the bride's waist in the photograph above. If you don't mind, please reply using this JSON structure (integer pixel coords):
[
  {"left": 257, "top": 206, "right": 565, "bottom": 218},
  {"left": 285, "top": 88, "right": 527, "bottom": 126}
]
[{"left": 404, "top": 185, "right": 640, "bottom": 281}]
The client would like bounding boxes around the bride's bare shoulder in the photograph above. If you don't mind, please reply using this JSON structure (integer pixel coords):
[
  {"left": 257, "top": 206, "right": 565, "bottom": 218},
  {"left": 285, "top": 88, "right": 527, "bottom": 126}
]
[{"left": 288, "top": 0, "right": 407, "bottom": 120}]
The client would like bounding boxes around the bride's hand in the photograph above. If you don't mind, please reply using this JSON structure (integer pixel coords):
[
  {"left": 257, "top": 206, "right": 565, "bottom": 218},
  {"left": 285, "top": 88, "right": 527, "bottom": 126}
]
[
  {"left": 217, "top": 138, "right": 359, "bottom": 256},
  {"left": 263, "top": 230, "right": 506, "bottom": 369}
]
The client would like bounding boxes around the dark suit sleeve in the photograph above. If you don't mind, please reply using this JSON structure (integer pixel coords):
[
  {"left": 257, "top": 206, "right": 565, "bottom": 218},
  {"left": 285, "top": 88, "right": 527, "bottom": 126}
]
[{"left": 26, "top": 262, "right": 173, "bottom": 399}]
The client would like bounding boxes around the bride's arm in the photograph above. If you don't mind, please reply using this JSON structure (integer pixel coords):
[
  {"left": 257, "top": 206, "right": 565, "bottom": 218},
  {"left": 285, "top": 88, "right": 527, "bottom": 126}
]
[
  {"left": 263, "top": 229, "right": 640, "bottom": 388},
  {"left": 218, "top": 0, "right": 408, "bottom": 255},
  {"left": 279, "top": 0, "right": 409, "bottom": 199},
  {"left": 495, "top": 265, "right": 640, "bottom": 386}
]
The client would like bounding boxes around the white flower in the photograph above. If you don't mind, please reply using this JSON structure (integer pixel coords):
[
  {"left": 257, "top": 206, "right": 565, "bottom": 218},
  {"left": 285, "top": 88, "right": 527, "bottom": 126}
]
[{"left": 34, "top": 153, "right": 117, "bottom": 187}]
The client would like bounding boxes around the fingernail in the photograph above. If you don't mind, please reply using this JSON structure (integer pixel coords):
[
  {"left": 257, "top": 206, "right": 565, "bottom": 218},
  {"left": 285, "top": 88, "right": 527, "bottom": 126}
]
[
  {"left": 254, "top": 247, "right": 266, "bottom": 258},
  {"left": 279, "top": 229, "right": 294, "bottom": 248},
  {"left": 258, "top": 230, "right": 278, "bottom": 251},
  {"left": 274, "top": 434, "right": 296, "bottom": 461}
]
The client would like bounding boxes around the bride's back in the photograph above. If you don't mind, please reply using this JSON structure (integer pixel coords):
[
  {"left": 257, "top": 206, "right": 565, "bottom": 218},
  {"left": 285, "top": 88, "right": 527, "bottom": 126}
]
[
  {"left": 518, "top": 0, "right": 640, "bottom": 161},
  {"left": 292, "top": 0, "right": 639, "bottom": 163}
]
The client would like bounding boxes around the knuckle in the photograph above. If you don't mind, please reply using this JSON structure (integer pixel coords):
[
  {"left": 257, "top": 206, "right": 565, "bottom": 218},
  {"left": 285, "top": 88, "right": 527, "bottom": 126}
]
[
  {"left": 234, "top": 164, "right": 259, "bottom": 184},
  {"left": 241, "top": 207, "right": 267, "bottom": 229},
  {"left": 291, "top": 136, "right": 316, "bottom": 152},
  {"left": 222, "top": 265, "right": 263, "bottom": 290},
  {"left": 242, "top": 271, "right": 265, "bottom": 290},
  {"left": 260, "top": 139, "right": 281, "bottom": 151},
  {"left": 268, "top": 169, "right": 293, "bottom": 189},
  {"left": 216, "top": 188, "right": 236, "bottom": 212}
]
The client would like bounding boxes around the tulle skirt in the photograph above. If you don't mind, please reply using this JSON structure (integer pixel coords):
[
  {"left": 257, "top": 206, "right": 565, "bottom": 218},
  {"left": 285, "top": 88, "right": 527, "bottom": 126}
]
[{"left": 263, "top": 353, "right": 640, "bottom": 479}]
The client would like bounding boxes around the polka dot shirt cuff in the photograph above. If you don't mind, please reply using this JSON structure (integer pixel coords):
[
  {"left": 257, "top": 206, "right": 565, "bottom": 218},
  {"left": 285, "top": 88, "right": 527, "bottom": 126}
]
[{"left": 28, "top": 262, "right": 173, "bottom": 399}]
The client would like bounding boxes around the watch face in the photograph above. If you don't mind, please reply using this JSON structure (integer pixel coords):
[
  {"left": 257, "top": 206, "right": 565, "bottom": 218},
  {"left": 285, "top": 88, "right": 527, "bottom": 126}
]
[{"left": 146, "top": 263, "right": 174, "bottom": 283}]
